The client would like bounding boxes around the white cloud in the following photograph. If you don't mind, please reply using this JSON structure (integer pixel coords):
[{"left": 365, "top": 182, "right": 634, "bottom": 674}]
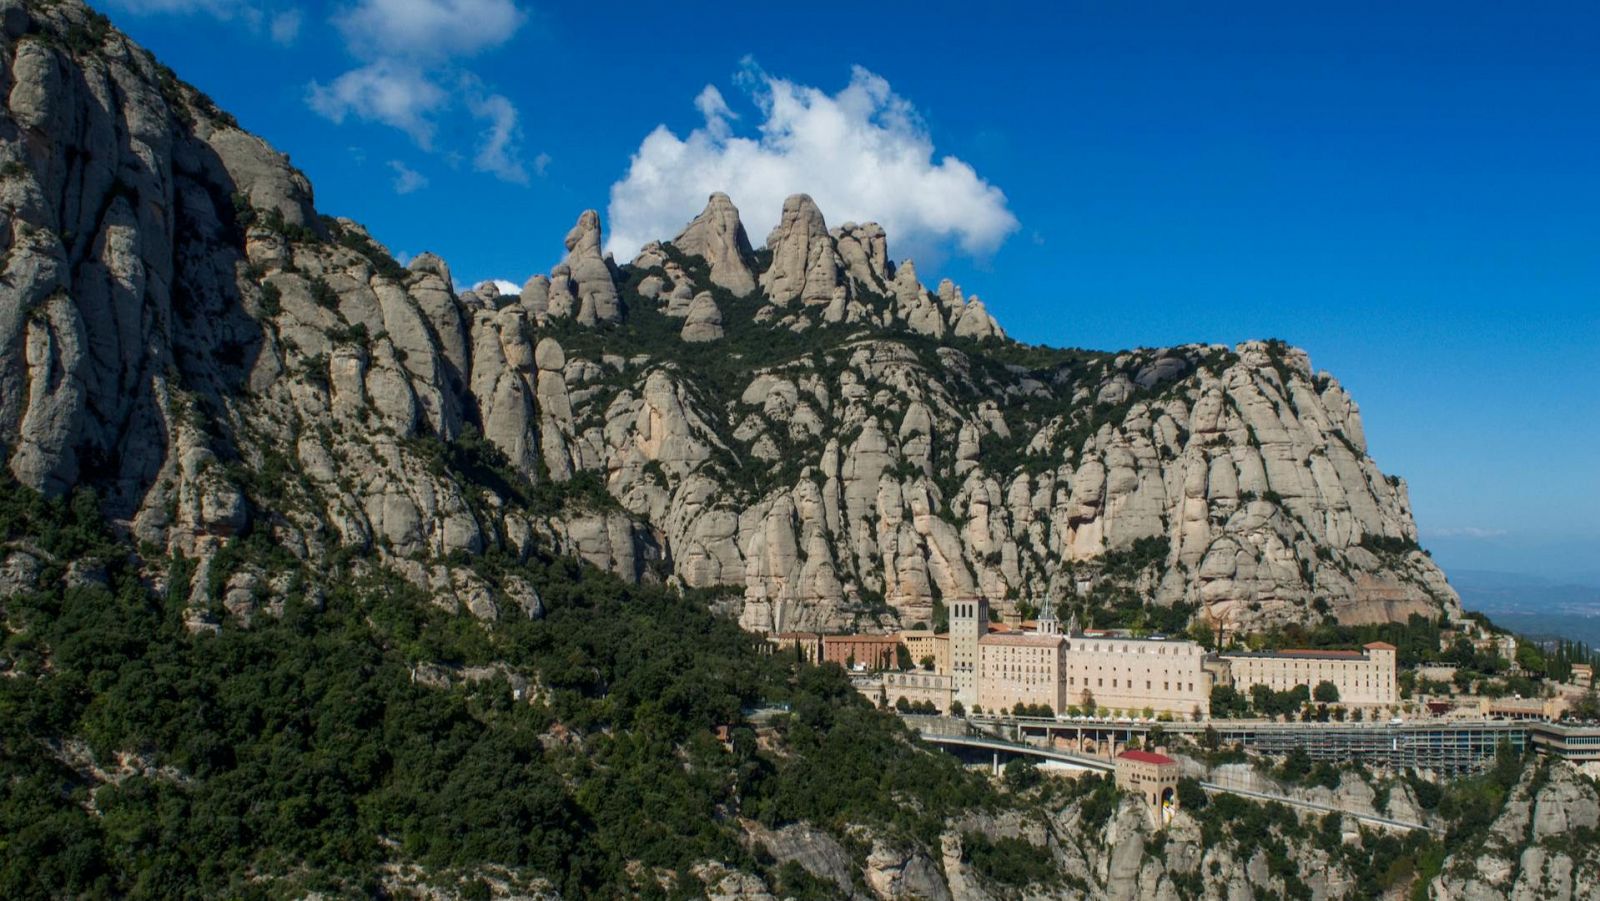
[
  {"left": 1426, "top": 527, "right": 1511, "bottom": 540},
  {"left": 606, "top": 63, "right": 1018, "bottom": 262},
  {"left": 388, "top": 160, "right": 429, "bottom": 194},
  {"left": 468, "top": 92, "right": 528, "bottom": 184},
  {"left": 333, "top": 0, "right": 525, "bottom": 61},
  {"left": 105, "top": 0, "right": 301, "bottom": 43},
  {"left": 533, "top": 151, "right": 551, "bottom": 176},
  {"left": 307, "top": 0, "right": 538, "bottom": 186},
  {"left": 307, "top": 62, "right": 449, "bottom": 147},
  {"left": 106, "top": 0, "right": 255, "bottom": 17},
  {"left": 269, "top": 8, "right": 301, "bottom": 44}
]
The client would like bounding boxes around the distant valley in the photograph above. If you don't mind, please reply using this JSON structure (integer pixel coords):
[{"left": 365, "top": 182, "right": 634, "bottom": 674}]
[{"left": 1452, "top": 568, "right": 1600, "bottom": 646}]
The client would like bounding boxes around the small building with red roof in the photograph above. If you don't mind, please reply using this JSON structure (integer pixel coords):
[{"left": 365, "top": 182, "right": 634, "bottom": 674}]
[{"left": 1115, "top": 749, "right": 1181, "bottom": 827}]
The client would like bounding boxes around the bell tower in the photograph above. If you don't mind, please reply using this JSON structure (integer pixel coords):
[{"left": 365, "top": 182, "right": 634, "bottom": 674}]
[{"left": 949, "top": 596, "right": 989, "bottom": 708}]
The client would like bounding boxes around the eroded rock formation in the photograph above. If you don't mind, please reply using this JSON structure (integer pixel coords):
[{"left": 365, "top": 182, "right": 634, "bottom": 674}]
[{"left": 0, "top": 0, "right": 1461, "bottom": 635}]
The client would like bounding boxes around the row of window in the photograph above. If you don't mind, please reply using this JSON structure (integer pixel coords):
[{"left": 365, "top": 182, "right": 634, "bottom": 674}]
[{"left": 1069, "top": 676, "right": 1198, "bottom": 692}]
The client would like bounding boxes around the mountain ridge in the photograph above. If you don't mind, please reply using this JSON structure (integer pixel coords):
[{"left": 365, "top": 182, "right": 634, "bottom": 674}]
[{"left": 0, "top": 0, "right": 1461, "bottom": 637}]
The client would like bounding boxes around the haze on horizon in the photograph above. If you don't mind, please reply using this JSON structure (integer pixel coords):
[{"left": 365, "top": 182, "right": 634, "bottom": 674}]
[{"left": 100, "top": 0, "right": 1599, "bottom": 582}]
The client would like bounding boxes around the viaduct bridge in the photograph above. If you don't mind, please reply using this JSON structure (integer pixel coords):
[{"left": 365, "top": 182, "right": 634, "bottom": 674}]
[
  {"left": 923, "top": 713, "right": 1600, "bottom": 776},
  {"left": 907, "top": 720, "right": 1439, "bottom": 833}
]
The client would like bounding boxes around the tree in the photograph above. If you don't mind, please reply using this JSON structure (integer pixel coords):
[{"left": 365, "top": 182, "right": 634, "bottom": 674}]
[
  {"left": 1003, "top": 758, "right": 1041, "bottom": 792},
  {"left": 1516, "top": 643, "right": 1547, "bottom": 676},
  {"left": 895, "top": 644, "right": 914, "bottom": 671},
  {"left": 895, "top": 696, "right": 911, "bottom": 713},
  {"left": 1249, "top": 683, "right": 1274, "bottom": 715},
  {"left": 1176, "top": 777, "right": 1208, "bottom": 811},
  {"left": 919, "top": 655, "right": 935, "bottom": 672},
  {"left": 1210, "top": 684, "right": 1247, "bottom": 717},
  {"left": 1314, "top": 680, "right": 1340, "bottom": 704},
  {"left": 1147, "top": 724, "right": 1167, "bottom": 748},
  {"left": 1201, "top": 725, "right": 1221, "bottom": 752},
  {"left": 1571, "top": 689, "right": 1600, "bottom": 721},
  {"left": 949, "top": 699, "right": 965, "bottom": 717},
  {"left": 1279, "top": 747, "right": 1314, "bottom": 782}
]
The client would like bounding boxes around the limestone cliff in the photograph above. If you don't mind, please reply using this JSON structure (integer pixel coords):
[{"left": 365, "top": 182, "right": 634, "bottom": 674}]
[
  {"left": 0, "top": 0, "right": 1461, "bottom": 635},
  {"left": 1429, "top": 761, "right": 1600, "bottom": 901}
]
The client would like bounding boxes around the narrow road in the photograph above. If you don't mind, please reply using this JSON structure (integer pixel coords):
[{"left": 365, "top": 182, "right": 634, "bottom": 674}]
[{"left": 1196, "top": 781, "right": 1438, "bottom": 833}]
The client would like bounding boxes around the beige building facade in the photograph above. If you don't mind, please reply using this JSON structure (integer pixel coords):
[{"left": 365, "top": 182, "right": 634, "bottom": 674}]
[
  {"left": 899, "top": 630, "right": 950, "bottom": 674},
  {"left": 1115, "top": 750, "right": 1180, "bottom": 828},
  {"left": 884, "top": 671, "right": 956, "bottom": 712},
  {"left": 950, "top": 596, "right": 990, "bottom": 707},
  {"left": 1064, "top": 633, "right": 1212, "bottom": 718},
  {"left": 977, "top": 633, "right": 1068, "bottom": 714},
  {"left": 1219, "top": 642, "right": 1397, "bottom": 707}
]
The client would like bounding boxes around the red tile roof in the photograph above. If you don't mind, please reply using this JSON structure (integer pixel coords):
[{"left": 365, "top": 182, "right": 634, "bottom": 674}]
[
  {"left": 1278, "top": 648, "right": 1365, "bottom": 659},
  {"left": 1118, "top": 750, "right": 1177, "bottom": 766},
  {"left": 979, "top": 632, "right": 1066, "bottom": 648},
  {"left": 1364, "top": 641, "right": 1398, "bottom": 651}
]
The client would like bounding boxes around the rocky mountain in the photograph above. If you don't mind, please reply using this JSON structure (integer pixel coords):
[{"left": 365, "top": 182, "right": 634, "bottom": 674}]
[
  {"left": 0, "top": 0, "right": 1461, "bottom": 636},
  {"left": 1431, "top": 760, "right": 1600, "bottom": 901}
]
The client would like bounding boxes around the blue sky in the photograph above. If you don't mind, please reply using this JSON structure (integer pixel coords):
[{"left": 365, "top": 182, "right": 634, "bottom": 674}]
[{"left": 101, "top": 1, "right": 1598, "bottom": 579}]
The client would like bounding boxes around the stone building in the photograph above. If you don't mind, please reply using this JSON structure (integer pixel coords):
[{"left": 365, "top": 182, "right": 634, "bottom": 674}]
[
  {"left": 821, "top": 634, "right": 899, "bottom": 670},
  {"left": 884, "top": 671, "right": 956, "bottom": 712},
  {"left": 1219, "top": 642, "right": 1397, "bottom": 707},
  {"left": 978, "top": 632, "right": 1068, "bottom": 714},
  {"left": 1571, "top": 663, "right": 1592, "bottom": 690},
  {"left": 950, "top": 596, "right": 990, "bottom": 707},
  {"left": 767, "top": 632, "right": 823, "bottom": 664},
  {"left": 1115, "top": 749, "right": 1180, "bottom": 828},
  {"left": 899, "top": 629, "right": 950, "bottom": 673},
  {"left": 1063, "top": 618, "right": 1212, "bottom": 719}
]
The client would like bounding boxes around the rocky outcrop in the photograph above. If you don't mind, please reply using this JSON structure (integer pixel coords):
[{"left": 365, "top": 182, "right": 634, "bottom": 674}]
[
  {"left": 553, "top": 210, "right": 621, "bottom": 326},
  {"left": 673, "top": 192, "right": 757, "bottom": 296},
  {"left": 760, "top": 194, "right": 842, "bottom": 307},
  {"left": 0, "top": 1, "right": 1462, "bottom": 637},
  {"left": 1430, "top": 761, "right": 1600, "bottom": 901},
  {"left": 680, "top": 292, "right": 724, "bottom": 342}
]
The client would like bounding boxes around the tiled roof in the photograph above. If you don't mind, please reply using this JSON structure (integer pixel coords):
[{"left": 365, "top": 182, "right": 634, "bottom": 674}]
[
  {"left": 979, "top": 633, "right": 1066, "bottom": 648},
  {"left": 1118, "top": 749, "right": 1177, "bottom": 766},
  {"left": 1227, "top": 648, "right": 1368, "bottom": 660}
]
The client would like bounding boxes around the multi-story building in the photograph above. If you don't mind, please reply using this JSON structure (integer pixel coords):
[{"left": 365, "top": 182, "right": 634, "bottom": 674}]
[
  {"left": 978, "top": 632, "right": 1068, "bottom": 714},
  {"left": 884, "top": 671, "right": 956, "bottom": 712},
  {"left": 1218, "top": 642, "right": 1397, "bottom": 707},
  {"left": 898, "top": 629, "right": 950, "bottom": 673},
  {"left": 1062, "top": 627, "right": 1212, "bottom": 719},
  {"left": 821, "top": 634, "right": 899, "bottom": 670},
  {"left": 950, "top": 596, "right": 990, "bottom": 707}
]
